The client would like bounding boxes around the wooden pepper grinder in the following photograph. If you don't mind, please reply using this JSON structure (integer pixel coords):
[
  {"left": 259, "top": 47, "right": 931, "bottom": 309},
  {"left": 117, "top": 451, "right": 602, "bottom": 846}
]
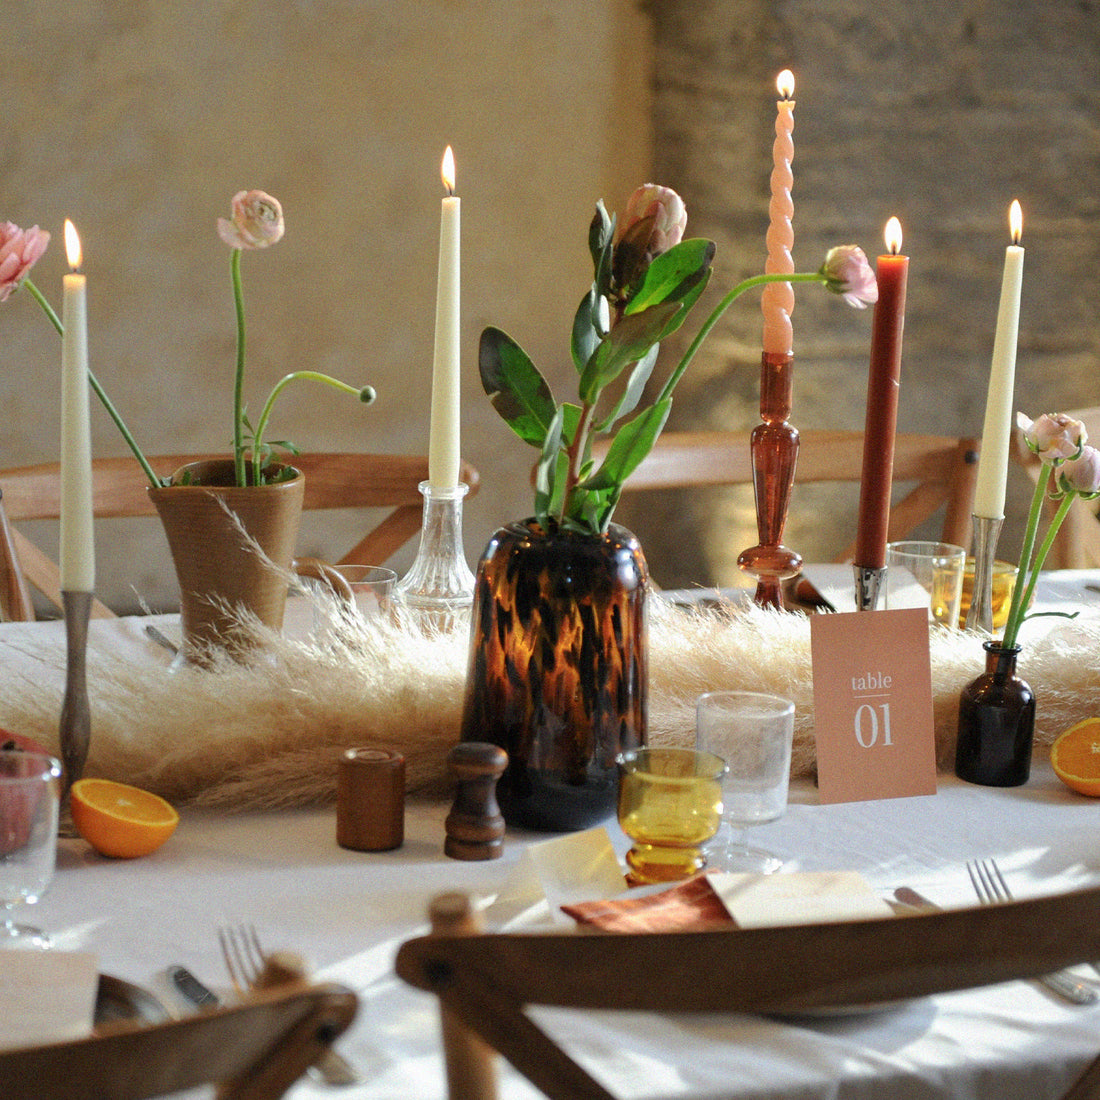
[{"left": 444, "top": 742, "right": 507, "bottom": 860}]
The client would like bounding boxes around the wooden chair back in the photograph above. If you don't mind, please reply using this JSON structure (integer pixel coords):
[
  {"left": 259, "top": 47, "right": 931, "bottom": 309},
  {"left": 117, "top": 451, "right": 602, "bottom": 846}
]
[
  {"left": 1012, "top": 406, "right": 1100, "bottom": 569},
  {"left": 595, "top": 429, "right": 979, "bottom": 562},
  {"left": 397, "top": 883, "right": 1100, "bottom": 1100},
  {"left": 0, "top": 980, "right": 358, "bottom": 1100},
  {"left": 0, "top": 451, "right": 479, "bottom": 621}
]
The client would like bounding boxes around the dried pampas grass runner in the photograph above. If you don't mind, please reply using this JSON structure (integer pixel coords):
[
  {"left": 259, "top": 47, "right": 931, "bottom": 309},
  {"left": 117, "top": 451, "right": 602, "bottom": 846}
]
[{"left": 1, "top": 596, "right": 1097, "bottom": 810}]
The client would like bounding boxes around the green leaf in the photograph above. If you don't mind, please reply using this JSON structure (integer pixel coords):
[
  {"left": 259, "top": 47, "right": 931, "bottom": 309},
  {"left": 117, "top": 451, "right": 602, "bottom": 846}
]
[
  {"left": 571, "top": 289, "right": 602, "bottom": 372},
  {"left": 578, "top": 301, "right": 681, "bottom": 403},
  {"left": 559, "top": 402, "right": 584, "bottom": 447},
  {"left": 534, "top": 406, "right": 565, "bottom": 523},
  {"left": 479, "top": 327, "right": 557, "bottom": 447},
  {"left": 653, "top": 267, "right": 712, "bottom": 340},
  {"left": 580, "top": 398, "right": 672, "bottom": 491},
  {"left": 594, "top": 344, "right": 659, "bottom": 431},
  {"left": 625, "top": 238, "right": 715, "bottom": 316},
  {"left": 588, "top": 201, "right": 613, "bottom": 270}
]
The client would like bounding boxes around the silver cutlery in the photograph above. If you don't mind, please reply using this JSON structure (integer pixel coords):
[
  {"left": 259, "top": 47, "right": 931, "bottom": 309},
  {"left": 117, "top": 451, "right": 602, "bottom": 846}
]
[
  {"left": 168, "top": 963, "right": 219, "bottom": 1008},
  {"left": 966, "top": 859, "right": 1097, "bottom": 1005},
  {"left": 144, "top": 623, "right": 179, "bottom": 656},
  {"left": 218, "top": 924, "right": 361, "bottom": 1087}
]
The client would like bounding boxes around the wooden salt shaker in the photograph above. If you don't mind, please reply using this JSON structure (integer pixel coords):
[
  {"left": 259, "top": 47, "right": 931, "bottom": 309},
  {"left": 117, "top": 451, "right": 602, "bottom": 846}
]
[
  {"left": 337, "top": 748, "right": 405, "bottom": 851},
  {"left": 444, "top": 742, "right": 507, "bottom": 861}
]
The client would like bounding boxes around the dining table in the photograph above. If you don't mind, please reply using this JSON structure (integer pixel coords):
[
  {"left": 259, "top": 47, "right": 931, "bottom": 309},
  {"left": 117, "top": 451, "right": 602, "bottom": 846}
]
[{"left": 4, "top": 567, "right": 1100, "bottom": 1100}]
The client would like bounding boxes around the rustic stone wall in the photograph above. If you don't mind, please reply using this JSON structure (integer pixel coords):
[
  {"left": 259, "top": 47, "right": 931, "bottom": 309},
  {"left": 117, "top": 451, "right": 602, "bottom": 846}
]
[{"left": 621, "top": 0, "right": 1100, "bottom": 589}]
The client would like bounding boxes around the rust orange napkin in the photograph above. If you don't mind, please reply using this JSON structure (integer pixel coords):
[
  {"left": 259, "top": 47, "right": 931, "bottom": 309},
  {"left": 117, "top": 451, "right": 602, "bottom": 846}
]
[{"left": 561, "top": 875, "right": 734, "bottom": 932}]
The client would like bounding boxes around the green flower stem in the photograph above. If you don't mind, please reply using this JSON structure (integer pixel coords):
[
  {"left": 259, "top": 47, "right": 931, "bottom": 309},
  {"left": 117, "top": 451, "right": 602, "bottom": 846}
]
[
  {"left": 230, "top": 248, "right": 247, "bottom": 486},
  {"left": 249, "top": 371, "right": 369, "bottom": 487},
  {"left": 655, "top": 271, "right": 827, "bottom": 405},
  {"left": 24, "top": 278, "right": 160, "bottom": 490},
  {"left": 1003, "top": 489, "right": 1076, "bottom": 649},
  {"left": 999, "top": 466, "right": 1049, "bottom": 648},
  {"left": 560, "top": 400, "right": 597, "bottom": 524}
]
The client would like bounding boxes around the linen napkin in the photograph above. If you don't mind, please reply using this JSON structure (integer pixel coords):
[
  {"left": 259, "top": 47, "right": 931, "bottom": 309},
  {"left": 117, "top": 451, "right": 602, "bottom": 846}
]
[
  {"left": 0, "top": 950, "right": 99, "bottom": 1050},
  {"left": 561, "top": 875, "right": 734, "bottom": 932}
]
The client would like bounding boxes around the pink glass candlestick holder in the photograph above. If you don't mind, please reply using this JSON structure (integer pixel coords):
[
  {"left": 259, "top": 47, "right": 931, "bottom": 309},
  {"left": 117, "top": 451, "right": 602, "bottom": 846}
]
[{"left": 736, "top": 351, "right": 802, "bottom": 609}]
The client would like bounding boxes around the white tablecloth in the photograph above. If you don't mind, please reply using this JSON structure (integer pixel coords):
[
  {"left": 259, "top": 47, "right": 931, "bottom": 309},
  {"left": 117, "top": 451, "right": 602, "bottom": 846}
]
[{"left": 9, "top": 570, "right": 1100, "bottom": 1099}]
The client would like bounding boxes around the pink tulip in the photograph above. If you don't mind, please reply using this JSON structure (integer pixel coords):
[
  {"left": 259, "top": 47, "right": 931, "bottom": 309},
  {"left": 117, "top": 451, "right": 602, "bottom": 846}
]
[
  {"left": 0, "top": 222, "right": 50, "bottom": 302},
  {"left": 1057, "top": 445, "right": 1100, "bottom": 498},
  {"left": 619, "top": 184, "right": 687, "bottom": 256},
  {"left": 821, "top": 245, "right": 878, "bottom": 308},
  {"left": 1016, "top": 411, "right": 1087, "bottom": 464},
  {"left": 217, "top": 190, "right": 285, "bottom": 250}
]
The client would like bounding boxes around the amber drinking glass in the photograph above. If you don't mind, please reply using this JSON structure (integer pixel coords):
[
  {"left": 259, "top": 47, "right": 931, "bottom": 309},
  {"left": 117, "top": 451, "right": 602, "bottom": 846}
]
[
  {"left": 616, "top": 748, "right": 726, "bottom": 886},
  {"left": 959, "top": 558, "right": 1019, "bottom": 631},
  {"left": 884, "top": 541, "right": 967, "bottom": 628}
]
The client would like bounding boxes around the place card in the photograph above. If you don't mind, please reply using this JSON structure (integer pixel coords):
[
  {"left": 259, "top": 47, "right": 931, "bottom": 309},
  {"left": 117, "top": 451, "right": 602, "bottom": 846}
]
[
  {"left": 809, "top": 607, "right": 937, "bottom": 803},
  {"left": 711, "top": 870, "right": 894, "bottom": 926}
]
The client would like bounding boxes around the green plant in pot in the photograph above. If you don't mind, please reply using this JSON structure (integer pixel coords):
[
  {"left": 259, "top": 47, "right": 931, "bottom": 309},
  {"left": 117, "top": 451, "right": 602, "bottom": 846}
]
[
  {"left": 4, "top": 194, "right": 375, "bottom": 656},
  {"left": 461, "top": 184, "right": 877, "bottom": 831}
]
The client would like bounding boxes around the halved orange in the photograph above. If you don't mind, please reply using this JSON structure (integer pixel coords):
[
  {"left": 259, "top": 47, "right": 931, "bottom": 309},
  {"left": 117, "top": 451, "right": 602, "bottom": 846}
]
[
  {"left": 70, "top": 778, "right": 179, "bottom": 858},
  {"left": 1051, "top": 718, "right": 1100, "bottom": 797}
]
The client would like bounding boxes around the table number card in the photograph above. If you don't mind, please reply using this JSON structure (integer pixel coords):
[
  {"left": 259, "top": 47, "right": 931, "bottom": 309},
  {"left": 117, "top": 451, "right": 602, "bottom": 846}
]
[{"left": 809, "top": 607, "right": 937, "bottom": 803}]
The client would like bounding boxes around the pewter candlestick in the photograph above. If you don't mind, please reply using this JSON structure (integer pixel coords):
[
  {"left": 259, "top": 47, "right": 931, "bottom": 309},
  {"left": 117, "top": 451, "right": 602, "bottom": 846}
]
[
  {"left": 59, "top": 590, "right": 92, "bottom": 801},
  {"left": 853, "top": 565, "right": 886, "bottom": 612},
  {"left": 964, "top": 514, "right": 1003, "bottom": 634}
]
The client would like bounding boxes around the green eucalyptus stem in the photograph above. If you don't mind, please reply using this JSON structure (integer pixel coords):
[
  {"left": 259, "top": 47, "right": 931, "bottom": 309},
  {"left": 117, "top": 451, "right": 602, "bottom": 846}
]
[
  {"left": 655, "top": 270, "right": 827, "bottom": 405},
  {"left": 560, "top": 400, "right": 598, "bottom": 524},
  {"left": 23, "top": 277, "right": 160, "bottom": 489},
  {"left": 1002, "top": 489, "right": 1076, "bottom": 650},
  {"left": 250, "top": 371, "right": 372, "bottom": 487},
  {"left": 230, "top": 248, "right": 247, "bottom": 486}
]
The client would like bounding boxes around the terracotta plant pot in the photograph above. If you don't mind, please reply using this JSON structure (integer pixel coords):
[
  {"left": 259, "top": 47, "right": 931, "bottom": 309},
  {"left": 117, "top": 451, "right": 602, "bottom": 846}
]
[{"left": 148, "top": 459, "right": 304, "bottom": 661}]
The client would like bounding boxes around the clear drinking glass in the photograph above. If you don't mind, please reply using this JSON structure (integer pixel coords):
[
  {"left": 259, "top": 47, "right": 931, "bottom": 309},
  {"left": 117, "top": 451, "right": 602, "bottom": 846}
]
[
  {"left": 616, "top": 748, "right": 727, "bottom": 885},
  {"left": 1, "top": 750, "right": 61, "bottom": 948},
  {"left": 695, "top": 691, "right": 794, "bottom": 874},
  {"left": 305, "top": 564, "right": 398, "bottom": 637},
  {"left": 884, "top": 540, "right": 967, "bottom": 628}
]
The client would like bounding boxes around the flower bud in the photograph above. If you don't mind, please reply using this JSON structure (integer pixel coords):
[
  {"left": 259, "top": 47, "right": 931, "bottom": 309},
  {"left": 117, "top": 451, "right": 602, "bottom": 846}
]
[
  {"left": 1017, "top": 411, "right": 1087, "bottom": 464},
  {"left": 0, "top": 222, "right": 50, "bottom": 302},
  {"left": 820, "top": 245, "right": 878, "bottom": 308},
  {"left": 217, "top": 190, "right": 285, "bottom": 250},
  {"left": 1057, "top": 445, "right": 1100, "bottom": 498},
  {"left": 618, "top": 184, "right": 687, "bottom": 256}
]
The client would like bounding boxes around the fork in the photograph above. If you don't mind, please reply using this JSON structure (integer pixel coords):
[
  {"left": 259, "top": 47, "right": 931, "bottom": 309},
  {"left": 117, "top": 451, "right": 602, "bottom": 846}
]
[
  {"left": 219, "top": 924, "right": 361, "bottom": 1086},
  {"left": 966, "top": 859, "right": 1098, "bottom": 1005}
]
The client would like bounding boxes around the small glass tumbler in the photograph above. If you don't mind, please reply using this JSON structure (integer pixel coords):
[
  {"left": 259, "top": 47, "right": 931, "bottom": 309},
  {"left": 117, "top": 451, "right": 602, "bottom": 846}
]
[
  {"left": 1, "top": 749, "right": 61, "bottom": 949},
  {"left": 885, "top": 540, "right": 967, "bottom": 628},
  {"left": 305, "top": 564, "right": 398, "bottom": 637},
  {"left": 616, "top": 747, "right": 726, "bottom": 886},
  {"left": 696, "top": 691, "right": 794, "bottom": 874},
  {"left": 959, "top": 558, "right": 1019, "bottom": 631}
]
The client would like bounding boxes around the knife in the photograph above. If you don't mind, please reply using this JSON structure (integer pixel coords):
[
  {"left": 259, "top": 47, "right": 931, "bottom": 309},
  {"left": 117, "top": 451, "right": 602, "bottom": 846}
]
[
  {"left": 168, "top": 964, "right": 360, "bottom": 1085},
  {"left": 893, "top": 888, "right": 1097, "bottom": 1005}
]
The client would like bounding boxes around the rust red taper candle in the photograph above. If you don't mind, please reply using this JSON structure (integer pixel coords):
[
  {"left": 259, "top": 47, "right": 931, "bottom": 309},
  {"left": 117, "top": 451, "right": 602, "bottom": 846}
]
[{"left": 854, "top": 218, "right": 908, "bottom": 601}]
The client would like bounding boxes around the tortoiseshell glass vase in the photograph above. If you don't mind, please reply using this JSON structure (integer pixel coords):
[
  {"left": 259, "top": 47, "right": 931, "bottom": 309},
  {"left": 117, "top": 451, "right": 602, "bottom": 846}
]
[
  {"left": 459, "top": 519, "right": 648, "bottom": 831},
  {"left": 955, "top": 642, "right": 1035, "bottom": 787}
]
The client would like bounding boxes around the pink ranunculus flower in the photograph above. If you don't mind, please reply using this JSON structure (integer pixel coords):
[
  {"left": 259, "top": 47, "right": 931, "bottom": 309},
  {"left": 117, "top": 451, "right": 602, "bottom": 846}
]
[
  {"left": 820, "top": 245, "right": 878, "bottom": 308},
  {"left": 0, "top": 222, "right": 50, "bottom": 302},
  {"left": 217, "top": 190, "right": 285, "bottom": 250},
  {"left": 1057, "top": 444, "right": 1100, "bottom": 498},
  {"left": 1016, "top": 411, "right": 1087, "bottom": 464},
  {"left": 619, "top": 184, "right": 688, "bottom": 256}
]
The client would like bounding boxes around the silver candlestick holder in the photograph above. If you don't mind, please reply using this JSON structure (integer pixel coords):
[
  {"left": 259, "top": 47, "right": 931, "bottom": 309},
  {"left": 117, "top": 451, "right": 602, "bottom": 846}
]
[
  {"left": 853, "top": 565, "right": 886, "bottom": 612},
  {"left": 395, "top": 481, "right": 475, "bottom": 630},
  {"left": 964, "top": 514, "right": 1003, "bottom": 634},
  {"left": 58, "top": 589, "right": 92, "bottom": 832}
]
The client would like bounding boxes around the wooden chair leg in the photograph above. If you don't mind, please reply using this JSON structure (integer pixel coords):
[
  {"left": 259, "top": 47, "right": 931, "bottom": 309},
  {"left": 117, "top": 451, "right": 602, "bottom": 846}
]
[
  {"left": 430, "top": 893, "right": 499, "bottom": 1100},
  {"left": 1058, "top": 1050, "right": 1100, "bottom": 1100},
  {"left": 0, "top": 493, "right": 34, "bottom": 622}
]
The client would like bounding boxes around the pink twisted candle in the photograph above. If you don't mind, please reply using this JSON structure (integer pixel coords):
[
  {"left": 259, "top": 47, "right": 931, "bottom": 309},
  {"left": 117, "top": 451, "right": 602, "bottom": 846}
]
[{"left": 762, "top": 69, "right": 795, "bottom": 357}]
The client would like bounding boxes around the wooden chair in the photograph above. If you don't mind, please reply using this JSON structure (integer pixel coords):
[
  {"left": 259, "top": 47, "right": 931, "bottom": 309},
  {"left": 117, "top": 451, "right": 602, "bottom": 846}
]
[
  {"left": 594, "top": 429, "right": 980, "bottom": 562},
  {"left": 0, "top": 980, "right": 358, "bottom": 1100},
  {"left": 397, "top": 883, "right": 1100, "bottom": 1100},
  {"left": 1013, "top": 407, "right": 1100, "bottom": 569},
  {"left": 0, "top": 451, "right": 480, "bottom": 621}
]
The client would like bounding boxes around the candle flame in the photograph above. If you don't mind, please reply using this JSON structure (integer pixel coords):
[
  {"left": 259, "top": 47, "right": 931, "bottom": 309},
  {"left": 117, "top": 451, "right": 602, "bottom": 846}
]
[
  {"left": 441, "top": 146, "right": 455, "bottom": 196},
  {"left": 777, "top": 69, "right": 795, "bottom": 99},
  {"left": 64, "top": 219, "right": 82, "bottom": 270},
  {"left": 1009, "top": 199, "right": 1023, "bottom": 244},
  {"left": 884, "top": 216, "right": 903, "bottom": 255}
]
